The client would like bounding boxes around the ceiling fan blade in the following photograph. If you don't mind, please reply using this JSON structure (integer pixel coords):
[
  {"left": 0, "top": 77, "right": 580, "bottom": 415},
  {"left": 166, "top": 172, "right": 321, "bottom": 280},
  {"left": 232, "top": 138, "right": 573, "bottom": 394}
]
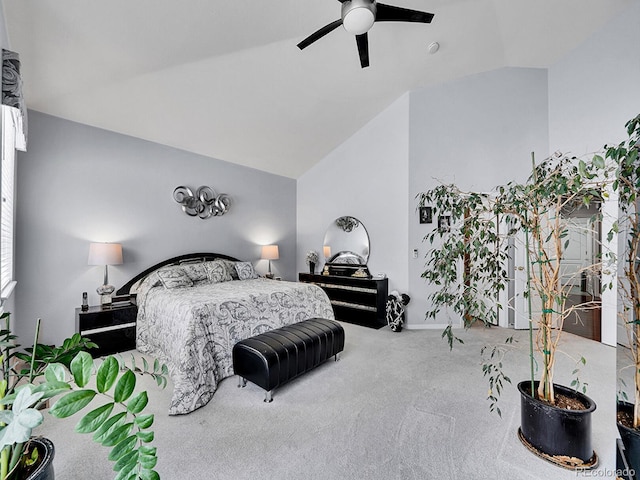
[
  {"left": 355, "top": 33, "right": 369, "bottom": 68},
  {"left": 297, "top": 19, "right": 343, "bottom": 50},
  {"left": 375, "top": 3, "right": 434, "bottom": 23}
]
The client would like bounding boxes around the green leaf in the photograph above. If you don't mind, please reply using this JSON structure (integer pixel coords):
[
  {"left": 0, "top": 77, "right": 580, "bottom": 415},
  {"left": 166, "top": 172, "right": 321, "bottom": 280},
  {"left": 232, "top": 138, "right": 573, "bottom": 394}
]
[
  {"left": 108, "top": 434, "right": 138, "bottom": 461},
  {"left": 114, "top": 468, "right": 136, "bottom": 480},
  {"left": 97, "top": 356, "right": 120, "bottom": 393},
  {"left": 114, "top": 369, "right": 136, "bottom": 403},
  {"left": 113, "top": 449, "right": 139, "bottom": 473},
  {"left": 127, "top": 391, "right": 148, "bottom": 414},
  {"left": 44, "top": 363, "right": 66, "bottom": 383},
  {"left": 93, "top": 412, "right": 127, "bottom": 444},
  {"left": 31, "top": 380, "right": 71, "bottom": 400},
  {"left": 139, "top": 451, "right": 158, "bottom": 469},
  {"left": 134, "top": 414, "right": 154, "bottom": 429},
  {"left": 49, "top": 390, "right": 96, "bottom": 418},
  {"left": 75, "top": 402, "right": 115, "bottom": 434},
  {"left": 139, "top": 446, "right": 157, "bottom": 456},
  {"left": 70, "top": 351, "right": 94, "bottom": 388},
  {"left": 593, "top": 154, "right": 605, "bottom": 169},
  {"left": 102, "top": 422, "right": 134, "bottom": 447},
  {"left": 137, "top": 430, "right": 154, "bottom": 443},
  {"left": 139, "top": 470, "right": 160, "bottom": 480}
]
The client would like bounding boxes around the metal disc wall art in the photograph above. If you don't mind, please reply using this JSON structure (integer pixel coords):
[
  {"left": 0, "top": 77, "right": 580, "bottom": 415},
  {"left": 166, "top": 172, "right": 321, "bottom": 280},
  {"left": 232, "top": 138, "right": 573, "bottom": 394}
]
[{"left": 173, "top": 186, "right": 231, "bottom": 219}]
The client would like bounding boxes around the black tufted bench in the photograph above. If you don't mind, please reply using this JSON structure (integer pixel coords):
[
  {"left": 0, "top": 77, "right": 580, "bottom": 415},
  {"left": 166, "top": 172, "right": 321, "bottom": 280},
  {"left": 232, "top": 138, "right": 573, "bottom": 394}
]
[{"left": 232, "top": 318, "right": 345, "bottom": 402}]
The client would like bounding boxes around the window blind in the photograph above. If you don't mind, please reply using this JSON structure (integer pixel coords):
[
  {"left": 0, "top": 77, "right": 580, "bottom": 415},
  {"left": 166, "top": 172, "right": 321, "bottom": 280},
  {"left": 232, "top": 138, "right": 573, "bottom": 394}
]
[{"left": 1, "top": 106, "right": 16, "bottom": 294}]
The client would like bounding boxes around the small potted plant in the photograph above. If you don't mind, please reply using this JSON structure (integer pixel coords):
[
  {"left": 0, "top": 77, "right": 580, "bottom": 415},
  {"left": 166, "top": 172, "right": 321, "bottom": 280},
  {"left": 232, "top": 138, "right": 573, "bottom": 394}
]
[
  {"left": 306, "top": 250, "right": 319, "bottom": 274},
  {"left": 0, "top": 313, "right": 167, "bottom": 479}
]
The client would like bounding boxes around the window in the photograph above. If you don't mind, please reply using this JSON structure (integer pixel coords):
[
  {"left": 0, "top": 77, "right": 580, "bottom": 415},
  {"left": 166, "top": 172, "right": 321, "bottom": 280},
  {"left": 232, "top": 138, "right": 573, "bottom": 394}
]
[{"left": 1, "top": 105, "right": 19, "bottom": 300}]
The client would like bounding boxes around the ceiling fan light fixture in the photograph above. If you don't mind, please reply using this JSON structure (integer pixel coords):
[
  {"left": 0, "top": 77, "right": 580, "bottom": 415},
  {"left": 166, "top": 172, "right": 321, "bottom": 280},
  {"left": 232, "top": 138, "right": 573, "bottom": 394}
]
[{"left": 342, "top": 0, "right": 376, "bottom": 35}]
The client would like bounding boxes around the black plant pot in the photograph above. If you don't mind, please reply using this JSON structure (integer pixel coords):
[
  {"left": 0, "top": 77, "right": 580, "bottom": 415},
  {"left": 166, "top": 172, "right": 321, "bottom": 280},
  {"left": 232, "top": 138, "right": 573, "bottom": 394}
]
[
  {"left": 24, "top": 437, "right": 55, "bottom": 480},
  {"left": 617, "top": 401, "right": 640, "bottom": 479},
  {"left": 518, "top": 381, "right": 597, "bottom": 467},
  {"left": 309, "top": 262, "right": 315, "bottom": 274}
]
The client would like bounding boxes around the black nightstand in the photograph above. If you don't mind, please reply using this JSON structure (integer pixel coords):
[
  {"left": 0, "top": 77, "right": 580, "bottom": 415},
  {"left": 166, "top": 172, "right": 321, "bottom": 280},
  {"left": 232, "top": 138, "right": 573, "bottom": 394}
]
[{"left": 75, "top": 302, "right": 137, "bottom": 357}]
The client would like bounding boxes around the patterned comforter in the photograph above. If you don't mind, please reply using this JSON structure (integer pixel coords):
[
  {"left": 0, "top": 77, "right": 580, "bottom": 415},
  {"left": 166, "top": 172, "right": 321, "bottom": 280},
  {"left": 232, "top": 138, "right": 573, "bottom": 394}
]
[{"left": 135, "top": 277, "right": 334, "bottom": 414}]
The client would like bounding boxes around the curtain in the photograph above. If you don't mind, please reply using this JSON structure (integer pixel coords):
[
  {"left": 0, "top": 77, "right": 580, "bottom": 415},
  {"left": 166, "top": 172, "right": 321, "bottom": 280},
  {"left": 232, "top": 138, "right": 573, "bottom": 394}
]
[{"left": 2, "top": 49, "right": 27, "bottom": 150}]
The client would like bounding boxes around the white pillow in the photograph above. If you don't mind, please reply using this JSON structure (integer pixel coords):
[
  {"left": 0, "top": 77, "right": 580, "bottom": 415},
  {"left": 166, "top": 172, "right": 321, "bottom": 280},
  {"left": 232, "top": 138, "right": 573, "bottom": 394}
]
[{"left": 235, "top": 262, "right": 259, "bottom": 280}]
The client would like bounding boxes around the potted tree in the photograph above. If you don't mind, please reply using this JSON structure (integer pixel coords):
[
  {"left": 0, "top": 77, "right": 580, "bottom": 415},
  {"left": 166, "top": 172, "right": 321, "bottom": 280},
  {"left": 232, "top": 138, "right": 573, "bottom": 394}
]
[
  {"left": 0, "top": 313, "right": 167, "bottom": 479},
  {"left": 418, "top": 151, "right": 611, "bottom": 469},
  {"left": 609, "top": 114, "right": 640, "bottom": 476}
]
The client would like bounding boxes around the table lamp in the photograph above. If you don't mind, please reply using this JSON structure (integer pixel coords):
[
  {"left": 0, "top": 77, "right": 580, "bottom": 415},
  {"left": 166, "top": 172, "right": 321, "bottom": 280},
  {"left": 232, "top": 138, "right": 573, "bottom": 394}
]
[
  {"left": 88, "top": 242, "right": 123, "bottom": 306},
  {"left": 261, "top": 245, "right": 279, "bottom": 279}
]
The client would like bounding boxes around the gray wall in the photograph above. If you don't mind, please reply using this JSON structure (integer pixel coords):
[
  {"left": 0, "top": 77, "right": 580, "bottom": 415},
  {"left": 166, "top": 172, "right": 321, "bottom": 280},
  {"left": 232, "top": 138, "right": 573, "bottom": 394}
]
[
  {"left": 15, "top": 111, "right": 296, "bottom": 345},
  {"left": 408, "top": 67, "right": 550, "bottom": 328}
]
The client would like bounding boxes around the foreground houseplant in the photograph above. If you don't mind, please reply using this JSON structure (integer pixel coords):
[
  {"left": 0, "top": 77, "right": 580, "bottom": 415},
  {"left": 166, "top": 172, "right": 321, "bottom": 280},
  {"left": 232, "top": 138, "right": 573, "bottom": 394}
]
[
  {"left": 609, "top": 114, "right": 640, "bottom": 474},
  {"left": 0, "top": 313, "right": 167, "bottom": 479},
  {"left": 418, "top": 151, "right": 611, "bottom": 467}
]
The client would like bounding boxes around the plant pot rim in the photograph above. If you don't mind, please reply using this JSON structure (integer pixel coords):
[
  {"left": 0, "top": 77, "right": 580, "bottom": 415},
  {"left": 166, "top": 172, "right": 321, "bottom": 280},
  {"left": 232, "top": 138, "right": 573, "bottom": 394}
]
[
  {"left": 517, "top": 380, "right": 597, "bottom": 414},
  {"left": 617, "top": 400, "right": 638, "bottom": 431},
  {"left": 24, "top": 436, "right": 55, "bottom": 480}
]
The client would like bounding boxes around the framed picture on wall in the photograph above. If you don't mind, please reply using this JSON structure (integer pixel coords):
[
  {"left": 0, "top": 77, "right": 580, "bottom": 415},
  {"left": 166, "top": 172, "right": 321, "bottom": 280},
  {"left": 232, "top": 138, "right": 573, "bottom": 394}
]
[
  {"left": 438, "top": 215, "right": 451, "bottom": 232},
  {"left": 419, "top": 206, "right": 433, "bottom": 224}
]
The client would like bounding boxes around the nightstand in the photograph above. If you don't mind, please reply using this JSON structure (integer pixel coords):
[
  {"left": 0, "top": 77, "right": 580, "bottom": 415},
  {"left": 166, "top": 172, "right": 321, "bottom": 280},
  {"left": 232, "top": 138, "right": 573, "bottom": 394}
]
[{"left": 75, "top": 302, "right": 137, "bottom": 357}]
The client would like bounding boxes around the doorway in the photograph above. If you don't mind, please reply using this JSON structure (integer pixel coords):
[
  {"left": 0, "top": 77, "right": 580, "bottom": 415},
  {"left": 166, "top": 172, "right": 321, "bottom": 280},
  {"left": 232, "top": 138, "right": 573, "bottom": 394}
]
[{"left": 510, "top": 204, "right": 601, "bottom": 341}]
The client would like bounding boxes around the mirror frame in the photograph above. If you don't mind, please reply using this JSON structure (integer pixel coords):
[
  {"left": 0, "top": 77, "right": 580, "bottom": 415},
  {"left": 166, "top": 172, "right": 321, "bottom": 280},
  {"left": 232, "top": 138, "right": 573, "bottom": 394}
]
[{"left": 323, "top": 216, "right": 370, "bottom": 266}]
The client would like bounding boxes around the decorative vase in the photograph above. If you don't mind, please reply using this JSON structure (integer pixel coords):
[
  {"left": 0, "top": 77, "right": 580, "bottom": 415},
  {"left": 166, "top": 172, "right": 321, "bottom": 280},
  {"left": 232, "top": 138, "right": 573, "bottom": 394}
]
[
  {"left": 24, "top": 437, "right": 55, "bottom": 480},
  {"left": 617, "top": 401, "right": 640, "bottom": 478},
  {"left": 309, "top": 262, "right": 315, "bottom": 274},
  {"left": 517, "top": 381, "right": 597, "bottom": 468}
]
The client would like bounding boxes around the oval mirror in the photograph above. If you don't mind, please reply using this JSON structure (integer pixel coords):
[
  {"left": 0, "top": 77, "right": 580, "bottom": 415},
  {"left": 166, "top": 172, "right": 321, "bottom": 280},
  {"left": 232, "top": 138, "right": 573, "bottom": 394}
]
[{"left": 323, "top": 216, "right": 370, "bottom": 265}]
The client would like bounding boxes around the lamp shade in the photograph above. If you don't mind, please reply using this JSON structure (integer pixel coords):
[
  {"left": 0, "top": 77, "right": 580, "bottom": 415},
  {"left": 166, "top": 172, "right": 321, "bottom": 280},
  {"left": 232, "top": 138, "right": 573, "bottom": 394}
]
[
  {"left": 323, "top": 245, "right": 332, "bottom": 258},
  {"left": 261, "top": 245, "right": 279, "bottom": 260},
  {"left": 88, "top": 243, "right": 123, "bottom": 266}
]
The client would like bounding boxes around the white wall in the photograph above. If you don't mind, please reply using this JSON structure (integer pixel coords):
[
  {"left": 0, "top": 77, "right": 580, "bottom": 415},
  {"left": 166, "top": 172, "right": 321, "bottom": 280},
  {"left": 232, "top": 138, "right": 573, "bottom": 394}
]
[
  {"left": 297, "top": 94, "right": 410, "bottom": 296},
  {"left": 548, "top": 1, "right": 640, "bottom": 155},
  {"left": 15, "top": 111, "right": 297, "bottom": 346},
  {"left": 0, "top": 2, "right": 8, "bottom": 48},
  {"left": 407, "top": 67, "right": 549, "bottom": 328}
]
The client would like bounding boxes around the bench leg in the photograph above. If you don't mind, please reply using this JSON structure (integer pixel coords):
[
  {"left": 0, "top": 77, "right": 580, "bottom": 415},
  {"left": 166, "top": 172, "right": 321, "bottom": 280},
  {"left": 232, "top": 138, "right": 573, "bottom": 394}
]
[
  {"left": 264, "top": 390, "right": 273, "bottom": 403},
  {"left": 238, "top": 376, "right": 247, "bottom": 388}
]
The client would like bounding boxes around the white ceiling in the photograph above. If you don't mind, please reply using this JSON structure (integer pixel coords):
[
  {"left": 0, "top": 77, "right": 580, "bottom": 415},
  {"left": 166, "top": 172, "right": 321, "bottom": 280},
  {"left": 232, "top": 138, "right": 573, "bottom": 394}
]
[{"left": 3, "top": 0, "right": 632, "bottom": 178}]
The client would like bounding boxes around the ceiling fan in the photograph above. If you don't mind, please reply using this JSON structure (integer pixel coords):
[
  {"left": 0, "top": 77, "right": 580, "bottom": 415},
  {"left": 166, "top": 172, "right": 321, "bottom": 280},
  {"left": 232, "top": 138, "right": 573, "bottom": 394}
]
[{"left": 297, "top": 0, "right": 434, "bottom": 68}]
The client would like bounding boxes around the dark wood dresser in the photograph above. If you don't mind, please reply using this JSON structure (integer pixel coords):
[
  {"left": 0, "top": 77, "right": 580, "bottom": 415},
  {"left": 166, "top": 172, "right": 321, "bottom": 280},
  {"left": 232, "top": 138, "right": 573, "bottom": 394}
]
[
  {"left": 299, "top": 273, "right": 388, "bottom": 329},
  {"left": 75, "top": 302, "right": 137, "bottom": 357}
]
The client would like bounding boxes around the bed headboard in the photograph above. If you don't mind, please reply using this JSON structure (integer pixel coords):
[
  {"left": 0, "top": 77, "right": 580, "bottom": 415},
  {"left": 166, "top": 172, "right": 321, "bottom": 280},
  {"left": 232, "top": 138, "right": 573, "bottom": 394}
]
[{"left": 116, "top": 252, "right": 241, "bottom": 296}]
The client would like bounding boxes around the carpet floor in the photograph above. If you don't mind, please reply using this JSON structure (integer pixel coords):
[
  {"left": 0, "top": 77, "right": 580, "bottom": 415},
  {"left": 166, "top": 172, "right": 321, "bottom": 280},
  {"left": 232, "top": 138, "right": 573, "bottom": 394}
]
[{"left": 37, "top": 321, "right": 616, "bottom": 479}]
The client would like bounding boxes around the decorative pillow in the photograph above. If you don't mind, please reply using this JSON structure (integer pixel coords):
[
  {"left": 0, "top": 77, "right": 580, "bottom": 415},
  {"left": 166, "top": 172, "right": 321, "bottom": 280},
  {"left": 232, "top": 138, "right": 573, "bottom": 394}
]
[
  {"left": 181, "top": 262, "right": 209, "bottom": 283},
  {"left": 219, "top": 259, "right": 240, "bottom": 280},
  {"left": 205, "top": 260, "right": 233, "bottom": 283},
  {"left": 235, "top": 262, "right": 259, "bottom": 280},
  {"left": 157, "top": 266, "right": 193, "bottom": 289},
  {"left": 132, "top": 271, "right": 162, "bottom": 294}
]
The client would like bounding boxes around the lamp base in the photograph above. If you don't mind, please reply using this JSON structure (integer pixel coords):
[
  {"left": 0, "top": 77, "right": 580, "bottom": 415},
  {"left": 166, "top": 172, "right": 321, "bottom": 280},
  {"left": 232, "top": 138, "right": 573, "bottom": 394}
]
[{"left": 97, "top": 284, "right": 115, "bottom": 306}]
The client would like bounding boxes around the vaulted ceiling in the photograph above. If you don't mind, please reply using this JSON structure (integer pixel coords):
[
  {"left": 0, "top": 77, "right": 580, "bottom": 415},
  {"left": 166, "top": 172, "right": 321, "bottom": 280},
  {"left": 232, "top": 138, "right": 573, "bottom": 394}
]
[{"left": 3, "top": 0, "right": 633, "bottom": 178}]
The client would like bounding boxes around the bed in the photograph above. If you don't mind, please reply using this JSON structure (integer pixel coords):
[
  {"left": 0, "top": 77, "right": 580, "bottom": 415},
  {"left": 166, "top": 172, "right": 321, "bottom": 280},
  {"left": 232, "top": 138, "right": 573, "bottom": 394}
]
[{"left": 116, "top": 253, "right": 335, "bottom": 415}]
